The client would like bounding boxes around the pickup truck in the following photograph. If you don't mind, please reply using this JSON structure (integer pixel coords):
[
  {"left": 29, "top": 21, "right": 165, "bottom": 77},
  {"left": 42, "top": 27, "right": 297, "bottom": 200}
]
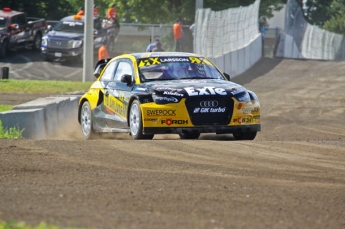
[
  {"left": 41, "top": 15, "right": 119, "bottom": 62},
  {"left": 0, "top": 7, "right": 47, "bottom": 58}
]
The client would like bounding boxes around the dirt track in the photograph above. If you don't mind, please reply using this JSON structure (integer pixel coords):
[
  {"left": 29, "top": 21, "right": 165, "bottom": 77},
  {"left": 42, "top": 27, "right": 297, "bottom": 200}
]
[{"left": 1, "top": 57, "right": 345, "bottom": 229}]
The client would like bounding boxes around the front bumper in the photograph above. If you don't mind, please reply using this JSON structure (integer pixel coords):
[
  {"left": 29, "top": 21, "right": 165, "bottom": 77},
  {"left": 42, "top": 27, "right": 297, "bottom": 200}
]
[
  {"left": 41, "top": 47, "right": 82, "bottom": 58},
  {"left": 143, "top": 124, "right": 261, "bottom": 135}
]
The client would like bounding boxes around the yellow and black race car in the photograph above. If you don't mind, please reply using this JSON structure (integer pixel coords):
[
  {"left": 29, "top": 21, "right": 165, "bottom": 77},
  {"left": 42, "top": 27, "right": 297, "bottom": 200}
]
[{"left": 78, "top": 52, "right": 260, "bottom": 140}]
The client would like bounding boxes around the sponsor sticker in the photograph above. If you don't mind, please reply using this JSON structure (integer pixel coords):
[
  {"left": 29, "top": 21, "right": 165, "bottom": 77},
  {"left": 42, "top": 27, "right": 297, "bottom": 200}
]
[
  {"left": 161, "top": 119, "right": 188, "bottom": 126},
  {"left": 185, "top": 87, "right": 227, "bottom": 96},
  {"left": 147, "top": 110, "right": 176, "bottom": 116}
]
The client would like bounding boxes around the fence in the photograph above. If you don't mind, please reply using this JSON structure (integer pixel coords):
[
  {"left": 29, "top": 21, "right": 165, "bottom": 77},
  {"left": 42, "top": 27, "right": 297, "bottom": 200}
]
[{"left": 275, "top": 0, "right": 345, "bottom": 60}]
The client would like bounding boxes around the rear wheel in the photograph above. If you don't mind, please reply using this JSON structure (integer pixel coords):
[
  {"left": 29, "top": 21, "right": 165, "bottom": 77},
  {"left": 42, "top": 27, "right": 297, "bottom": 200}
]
[
  {"left": 233, "top": 131, "right": 257, "bottom": 140},
  {"left": 129, "top": 100, "right": 154, "bottom": 140},
  {"left": 0, "top": 40, "right": 8, "bottom": 58},
  {"left": 80, "top": 101, "right": 96, "bottom": 139},
  {"left": 179, "top": 132, "right": 200, "bottom": 139}
]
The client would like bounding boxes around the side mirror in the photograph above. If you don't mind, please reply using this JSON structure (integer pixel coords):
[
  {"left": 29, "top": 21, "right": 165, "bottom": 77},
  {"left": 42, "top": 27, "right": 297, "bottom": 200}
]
[
  {"left": 121, "top": 74, "right": 132, "bottom": 85},
  {"left": 47, "top": 25, "right": 52, "bottom": 31},
  {"left": 223, "top": 72, "right": 231, "bottom": 81},
  {"left": 93, "top": 63, "right": 106, "bottom": 78}
]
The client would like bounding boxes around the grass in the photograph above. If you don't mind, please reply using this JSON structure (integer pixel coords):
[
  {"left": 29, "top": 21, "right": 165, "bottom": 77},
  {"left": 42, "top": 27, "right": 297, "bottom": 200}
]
[
  {"left": 0, "top": 79, "right": 92, "bottom": 94},
  {"left": 0, "top": 220, "right": 74, "bottom": 229},
  {"left": 0, "top": 120, "right": 24, "bottom": 138},
  {"left": 0, "top": 104, "right": 13, "bottom": 112}
]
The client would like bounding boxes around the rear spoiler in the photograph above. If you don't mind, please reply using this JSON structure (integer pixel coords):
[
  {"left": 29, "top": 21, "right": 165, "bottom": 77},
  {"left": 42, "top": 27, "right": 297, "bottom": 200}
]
[{"left": 94, "top": 58, "right": 112, "bottom": 71}]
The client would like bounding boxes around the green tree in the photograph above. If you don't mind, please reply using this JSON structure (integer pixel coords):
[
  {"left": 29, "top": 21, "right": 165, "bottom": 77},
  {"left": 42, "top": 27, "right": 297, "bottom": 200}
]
[{"left": 323, "top": 0, "right": 345, "bottom": 34}]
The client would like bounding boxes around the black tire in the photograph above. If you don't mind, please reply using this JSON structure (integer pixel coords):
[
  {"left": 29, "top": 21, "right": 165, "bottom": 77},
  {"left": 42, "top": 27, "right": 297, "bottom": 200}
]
[
  {"left": 80, "top": 101, "right": 97, "bottom": 139},
  {"left": 42, "top": 54, "right": 53, "bottom": 62},
  {"left": 233, "top": 131, "right": 257, "bottom": 140},
  {"left": 33, "top": 33, "right": 42, "bottom": 51},
  {"left": 179, "top": 132, "right": 200, "bottom": 139},
  {"left": 129, "top": 100, "right": 154, "bottom": 140},
  {"left": 0, "top": 40, "right": 8, "bottom": 58}
]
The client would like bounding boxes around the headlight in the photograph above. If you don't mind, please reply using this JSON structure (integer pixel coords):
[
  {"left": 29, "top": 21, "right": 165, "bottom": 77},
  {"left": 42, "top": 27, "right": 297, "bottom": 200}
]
[
  {"left": 70, "top": 40, "right": 83, "bottom": 48},
  {"left": 42, "top": 36, "right": 48, "bottom": 46}
]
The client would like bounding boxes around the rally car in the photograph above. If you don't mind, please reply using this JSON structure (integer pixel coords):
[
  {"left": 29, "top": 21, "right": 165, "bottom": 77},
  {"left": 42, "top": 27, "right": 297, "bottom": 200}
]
[{"left": 78, "top": 52, "right": 261, "bottom": 140}]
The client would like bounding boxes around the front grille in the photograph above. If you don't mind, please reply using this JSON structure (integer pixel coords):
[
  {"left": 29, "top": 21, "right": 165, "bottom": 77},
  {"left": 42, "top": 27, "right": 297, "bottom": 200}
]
[
  {"left": 48, "top": 39, "right": 70, "bottom": 49},
  {"left": 185, "top": 97, "right": 233, "bottom": 125}
]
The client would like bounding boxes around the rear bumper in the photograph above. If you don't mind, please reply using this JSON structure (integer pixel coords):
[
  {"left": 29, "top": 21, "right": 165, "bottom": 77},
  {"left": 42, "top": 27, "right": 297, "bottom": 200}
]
[{"left": 143, "top": 124, "right": 261, "bottom": 135}]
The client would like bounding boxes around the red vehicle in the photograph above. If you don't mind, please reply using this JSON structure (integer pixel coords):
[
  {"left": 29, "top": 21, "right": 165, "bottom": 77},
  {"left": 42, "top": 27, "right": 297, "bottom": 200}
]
[{"left": 0, "top": 7, "right": 47, "bottom": 58}]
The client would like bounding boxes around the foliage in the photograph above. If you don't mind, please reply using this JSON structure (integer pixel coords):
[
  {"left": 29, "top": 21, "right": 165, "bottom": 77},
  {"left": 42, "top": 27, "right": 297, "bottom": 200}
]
[
  {"left": 0, "top": 120, "right": 24, "bottom": 139},
  {"left": 323, "top": 0, "right": 345, "bottom": 34},
  {"left": 298, "top": 0, "right": 333, "bottom": 27},
  {"left": 0, "top": 0, "right": 287, "bottom": 23}
]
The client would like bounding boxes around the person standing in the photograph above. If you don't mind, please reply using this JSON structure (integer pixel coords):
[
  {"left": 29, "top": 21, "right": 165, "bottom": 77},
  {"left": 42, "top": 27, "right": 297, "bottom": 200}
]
[
  {"left": 98, "top": 41, "right": 110, "bottom": 61},
  {"left": 77, "top": 6, "right": 84, "bottom": 16},
  {"left": 152, "top": 41, "right": 165, "bottom": 52},
  {"left": 173, "top": 19, "right": 183, "bottom": 52},
  {"left": 189, "top": 23, "right": 195, "bottom": 37},
  {"left": 107, "top": 3, "right": 120, "bottom": 29},
  {"left": 93, "top": 4, "right": 99, "bottom": 16},
  {"left": 146, "top": 37, "right": 161, "bottom": 52}
]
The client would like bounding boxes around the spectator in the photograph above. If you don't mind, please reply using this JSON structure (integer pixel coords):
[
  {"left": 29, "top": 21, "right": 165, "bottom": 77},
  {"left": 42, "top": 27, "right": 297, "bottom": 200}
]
[
  {"left": 146, "top": 37, "right": 161, "bottom": 52},
  {"left": 107, "top": 3, "right": 120, "bottom": 29},
  {"left": 98, "top": 41, "right": 110, "bottom": 61},
  {"left": 152, "top": 41, "right": 165, "bottom": 52},
  {"left": 189, "top": 23, "right": 195, "bottom": 37},
  {"left": 93, "top": 4, "right": 99, "bottom": 16},
  {"left": 173, "top": 19, "right": 183, "bottom": 52},
  {"left": 77, "top": 6, "right": 84, "bottom": 16}
]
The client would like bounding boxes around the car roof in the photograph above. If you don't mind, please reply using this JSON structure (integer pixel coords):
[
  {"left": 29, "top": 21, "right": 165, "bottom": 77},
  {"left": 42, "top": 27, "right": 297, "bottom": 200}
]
[
  {"left": 60, "top": 15, "right": 100, "bottom": 22},
  {"left": 0, "top": 8, "right": 23, "bottom": 17},
  {"left": 119, "top": 52, "right": 206, "bottom": 61}
]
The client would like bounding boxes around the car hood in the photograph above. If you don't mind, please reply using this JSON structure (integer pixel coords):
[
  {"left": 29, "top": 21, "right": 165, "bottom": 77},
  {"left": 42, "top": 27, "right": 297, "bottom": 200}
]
[
  {"left": 46, "top": 31, "right": 83, "bottom": 40},
  {"left": 135, "top": 79, "right": 250, "bottom": 103}
]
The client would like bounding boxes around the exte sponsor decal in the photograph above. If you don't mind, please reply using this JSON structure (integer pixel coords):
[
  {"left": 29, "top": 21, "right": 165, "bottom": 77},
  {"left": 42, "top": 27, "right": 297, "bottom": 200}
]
[
  {"left": 185, "top": 87, "right": 227, "bottom": 96},
  {"left": 147, "top": 110, "right": 176, "bottom": 116},
  {"left": 161, "top": 119, "right": 188, "bottom": 126}
]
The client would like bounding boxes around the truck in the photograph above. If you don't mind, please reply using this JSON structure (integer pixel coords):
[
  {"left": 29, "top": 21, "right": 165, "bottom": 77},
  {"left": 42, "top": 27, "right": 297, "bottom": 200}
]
[
  {"left": 41, "top": 15, "right": 119, "bottom": 62},
  {"left": 0, "top": 7, "right": 47, "bottom": 58}
]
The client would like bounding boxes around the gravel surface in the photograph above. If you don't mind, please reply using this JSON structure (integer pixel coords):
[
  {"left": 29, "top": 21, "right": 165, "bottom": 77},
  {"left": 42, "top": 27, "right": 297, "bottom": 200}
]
[{"left": 1, "top": 57, "right": 345, "bottom": 229}]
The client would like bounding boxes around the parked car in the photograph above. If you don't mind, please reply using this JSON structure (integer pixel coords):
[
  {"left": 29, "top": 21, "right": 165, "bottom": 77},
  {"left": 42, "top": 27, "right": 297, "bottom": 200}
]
[
  {"left": 78, "top": 52, "right": 261, "bottom": 140},
  {"left": 0, "top": 7, "right": 47, "bottom": 58},
  {"left": 41, "top": 15, "right": 119, "bottom": 62}
]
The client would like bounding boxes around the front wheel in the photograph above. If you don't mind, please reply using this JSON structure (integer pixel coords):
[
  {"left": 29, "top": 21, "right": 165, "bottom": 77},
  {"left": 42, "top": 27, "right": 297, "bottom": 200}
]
[
  {"left": 129, "top": 100, "right": 153, "bottom": 140},
  {"left": 33, "top": 33, "right": 42, "bottom": 50},
  {"left": 233, "top": 131, "right": 257, "bottom": 140},
  {"left": 80, "top": 101, "right": 96, "bottom": 139}
]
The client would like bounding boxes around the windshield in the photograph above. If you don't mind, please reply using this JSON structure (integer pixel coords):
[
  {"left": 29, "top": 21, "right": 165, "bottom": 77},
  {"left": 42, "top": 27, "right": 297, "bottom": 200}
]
[
  {"left": 0, "top": 17, "right": 8, "bottom": 28},
  {"left": 54, "top": 21, "right": 84, "bottom": 33},
  {"left": 138, "top": 56, "right": 224, "bottom": 81}
]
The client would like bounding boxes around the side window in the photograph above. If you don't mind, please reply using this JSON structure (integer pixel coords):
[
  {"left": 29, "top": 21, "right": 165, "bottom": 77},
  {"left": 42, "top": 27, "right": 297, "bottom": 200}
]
[
  {"left": 114, "top": 61, "right": 133, "bottom": 82},
  {"left": 100, "top": 61, "right": 117, "bottom": 81},
  {"left": 11, "top": 14, "right": 26, "bottom": 26}
]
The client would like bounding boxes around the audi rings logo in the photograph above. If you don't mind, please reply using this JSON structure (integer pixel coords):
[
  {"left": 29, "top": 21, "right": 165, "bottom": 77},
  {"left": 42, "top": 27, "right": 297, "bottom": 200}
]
[{"left": 199, "top": 100, "right": 218, "bottom": 107}]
